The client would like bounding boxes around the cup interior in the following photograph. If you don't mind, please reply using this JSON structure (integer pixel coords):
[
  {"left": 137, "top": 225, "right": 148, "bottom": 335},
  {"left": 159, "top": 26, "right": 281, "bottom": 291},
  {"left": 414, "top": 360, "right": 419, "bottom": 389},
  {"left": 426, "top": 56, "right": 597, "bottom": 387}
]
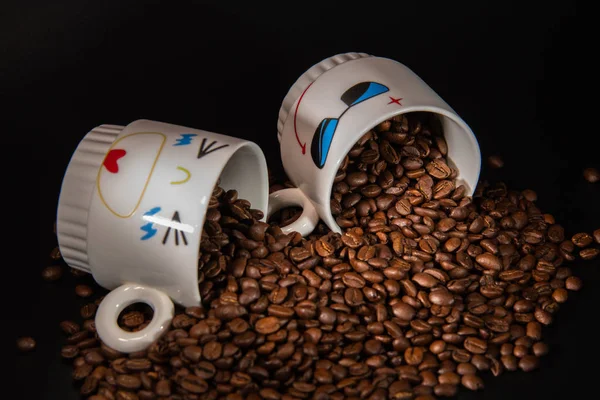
[
  {"left": 217, "top": 143, "right": 269, "bottom": 218},
  {"left": 325, "top": 110, "right": 480, "bottom": 233}
]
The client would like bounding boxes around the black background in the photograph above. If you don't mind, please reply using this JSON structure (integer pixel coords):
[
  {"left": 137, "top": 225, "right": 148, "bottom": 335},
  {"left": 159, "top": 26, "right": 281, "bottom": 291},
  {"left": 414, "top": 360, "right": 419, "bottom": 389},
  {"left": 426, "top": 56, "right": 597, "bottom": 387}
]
[{"left": 6, "top": 1, "right": 598, "bottom": 399}]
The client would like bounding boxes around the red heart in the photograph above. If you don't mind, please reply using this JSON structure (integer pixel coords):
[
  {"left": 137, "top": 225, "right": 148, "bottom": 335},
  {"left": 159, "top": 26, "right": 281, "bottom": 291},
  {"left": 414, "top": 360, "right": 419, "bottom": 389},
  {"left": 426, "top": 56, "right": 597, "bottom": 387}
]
[{"left": 103, "top": 149, "right": 127, "bottom": 173}]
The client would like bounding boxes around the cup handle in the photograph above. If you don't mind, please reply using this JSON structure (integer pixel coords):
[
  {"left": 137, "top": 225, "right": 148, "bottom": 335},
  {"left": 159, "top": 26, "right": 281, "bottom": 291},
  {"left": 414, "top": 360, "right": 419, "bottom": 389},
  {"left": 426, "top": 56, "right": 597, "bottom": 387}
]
[
  {"left": 95, "top": 283, "right": 174, "bottom": 353},
  {"left": 267, "top": 188, "right": 320, "bottom": 237}
]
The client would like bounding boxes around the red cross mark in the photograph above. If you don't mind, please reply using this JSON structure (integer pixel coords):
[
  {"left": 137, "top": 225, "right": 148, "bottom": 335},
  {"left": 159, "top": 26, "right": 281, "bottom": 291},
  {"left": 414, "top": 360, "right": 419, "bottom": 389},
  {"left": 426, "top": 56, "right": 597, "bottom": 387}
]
[{"left": 388, "top": 96, "right": 403, "bottom": 106}]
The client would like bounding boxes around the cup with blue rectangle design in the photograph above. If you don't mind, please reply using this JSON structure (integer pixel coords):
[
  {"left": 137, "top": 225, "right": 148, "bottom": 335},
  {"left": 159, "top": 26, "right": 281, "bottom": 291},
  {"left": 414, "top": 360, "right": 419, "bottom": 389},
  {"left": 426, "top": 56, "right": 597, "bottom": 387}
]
[
  {"left": 268, "top": 52, "right": 481, "bottom": 236},
  {"left": 56, "top": 119, "right": 269, "bottom": 353}
]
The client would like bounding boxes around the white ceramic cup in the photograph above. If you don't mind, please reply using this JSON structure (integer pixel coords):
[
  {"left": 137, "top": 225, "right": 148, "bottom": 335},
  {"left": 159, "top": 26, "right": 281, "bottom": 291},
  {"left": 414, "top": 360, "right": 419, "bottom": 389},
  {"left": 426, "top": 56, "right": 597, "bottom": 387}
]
[
  {"left": 56, "top": 119, "right": 269, "bottom": 352},
  {"left": 268, "top": 52, "right": 481, "bottom": 236}
]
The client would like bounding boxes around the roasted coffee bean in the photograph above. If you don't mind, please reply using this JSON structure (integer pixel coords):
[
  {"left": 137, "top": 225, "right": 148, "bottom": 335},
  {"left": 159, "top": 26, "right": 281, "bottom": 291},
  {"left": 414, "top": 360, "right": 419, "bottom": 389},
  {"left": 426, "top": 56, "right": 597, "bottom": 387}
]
[
  {"left": 255, "top": 317, "right": 281, "bottom": 334},
  {"left": 583, "top": 167, "right": 600, "bottom": 183},
  {"left": 475, "top": 253, "right": 502, "bottom": 271},
  {"left": 456, "top": 362, "right": 477, "bottom": 376},
  {"left": 80, "top": 303, "right": 98, "bottom": 319},
  {"left": 592, "top": 228, "right": 600, "bottom": 244},
  {"left": 433, "top": 383, "right": 458, "bottom": 397},
  {"left": 75, "top": 284, "right": 93, "bottom": 298},
  {"left": 60, "top": 320, "right": 81, "bottom": 335},
  {"left": 72, "top": 363, "right": 93, "bottom": 381},
  {"left": 426, "top": 160, "right": 452, "bottom": 179},
  {"left": 463, "top": 337, "right": 487, "bottom": 354},
  {"left": 412, "top": 272, "right": 439, "bottom": 288},
  {"left": 183, "top": 345, "right": 203, "bottom": 362},
  {"left": 519, "top": 355, "right": 540, "bottom": 372},
  {"left": 17, "top": 337, "right": 36, "bottom": 352},
  {"left": 532, "top": 342, "right": 549, "bottom": 357},
  {"left": 565, "top": 276, "right": 582, "bottom": 291},
  {"left": 488, "top": 155, "right": 504, "bottom": 168},
  {"left": 120, "top": 311, "right": 144, "bottom": 328},
  {"left": 342, "top": 272, "right": 366, "bottom": 288},
  {"left": 429, "top": 287, "right": 454, "bottom": 306},
  {"left": 41, "top": 265, "right": 63, "bottom": 281},
  {"left": 404, "top": 347, "right": 425, "bottom": 365},
  {"left": 580, "top": 248, "right": 599, "bottom": 260},
  {"left": 572, "top": 232, "right": 593, "bottom": 247},
  {"left": 392, "top": 301, "right": 416, "bottom": 320},
  {"left": 461, "top": 374, "right": 484, "bottom": 391}
]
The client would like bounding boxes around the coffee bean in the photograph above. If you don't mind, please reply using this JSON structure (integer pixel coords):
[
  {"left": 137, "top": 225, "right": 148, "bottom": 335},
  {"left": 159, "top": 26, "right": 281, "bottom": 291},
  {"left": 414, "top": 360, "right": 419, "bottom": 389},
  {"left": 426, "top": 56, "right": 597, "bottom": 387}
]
[
  {"left": 501, "top": 354, "right": 518, "bottom": 371},
  {"left": 60, "top": 320, "right": 80, "bottom": 335},
  {"left": 346, "top": 172, "right": 369, "bottom": 188},
  {"left": 551, "top": 288, "right": 568, "bottom": 303},
  {"left": 268, "top": 304, "right": 294, "bottom": 318},
  {"left": 116, "top": 391, "right": 138, "bottom": 400},
  {"left": 463, "top": 337, "right": 487, "bottom": 354},
  {"left": 593, "top": 229, "right": 600, "bottom": 244},
  {"left": 565, "top": 276, "right": 582, "bottom": 291},
  {"left": 488, "top": 155, "right": 504, "bottom": 168},
  {"left": 255, "top": 317, "right": 281, "bottom": 335},
  {"left": 17, "top": 337, "right": 35, "bottom": 352},
  {"left": 41, "top": 265, "right": 63, "bottom": 281},
  {"left": 583, "top": 167, "right": 600, "bottom": 183},
  {"left": 412, "top": 273, "right": 439, "bottom": 288},
  {"left": 392, "top": 301, "right": 416, "bottom": 320},
  {"left": 379, "top": 140, "right": 400, "bottom": 164},
  {"left": 428, "top": 287, "right": 454, "bottom": 306},
  {"left": 456, "top": 362, "right": 477, "bottom": 376},
  {"left": 471, "top": 355, "right": 490, "bottom": 371},
  {"left": 80, "top": 303, "right": 97, "bottom": 319},
  {"left": 404, "top": 347, "right": 424, "bottom": 365},
  {"left": 122, "top": 358, "right": 151, "bottom": 373},
  {"left": 426, "top": 160, "right": 452, "bottom": 179},
  {"left": 183, "top": 345, "right": 203, "bottom": 362},
  {"left": 519, "top": 355, "right": 540, "bottom": 372},
  {"left": 342, "top": 272, "right": 366, "bottom": 288},
  {"left": 534, "top": 308, "right": 552, "bottom": 325},
  {"left": 344, "top": 287, "right": 364, "bottom": 306},
  {"left": 395, "top": 199, "right": 413, "bottom": 216},
  {"left": 84, "top": 351, "right": 104, "bottom": 365},
  {"left": 180, "top": 374, "right": 208, "bottom": 393},
  {"left": 475, "top": 253, "right": 502, "bottom": 271},
  {"left": 572, "top": 232, "right": 593, "bottom": 247},
  {"left": 433, "top": 383, "right": 457, "bottom": 397},
  {"left": 532, "top": 342, "right": 549, "bottom": 357},
  {"left": 547, "top": 225, "right": 565, "bottom": 243},
  {"left": 580, "top": 248, "right": 599, "bottom": 260},
  {"left": 72, "top": 363, "right": 93, "bottom": 381},
  {"left": 203, "top": 341, "right": 223, "bottom": 361},
  {"left": 121, "top": 311, "right": 144, "bottom": 328},
  {"left": 215, "top": 304, "right": 247, "bottom": 320},
  {"left": 461, "top": 374, "right": 484, "bottom": 391},
  {"left": 315, "top": 239, "right": 335, "bottom": 257},
  {"left": 75, "top": 284, "right": 93, "bottom": 298}
]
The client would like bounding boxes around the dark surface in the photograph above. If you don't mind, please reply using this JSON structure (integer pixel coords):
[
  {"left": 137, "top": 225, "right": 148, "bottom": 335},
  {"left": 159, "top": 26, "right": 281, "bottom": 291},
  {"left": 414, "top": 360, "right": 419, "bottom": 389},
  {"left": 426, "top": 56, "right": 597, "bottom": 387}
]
[{"left": 6, "top": 1, "right": 597, "bottom": 399}]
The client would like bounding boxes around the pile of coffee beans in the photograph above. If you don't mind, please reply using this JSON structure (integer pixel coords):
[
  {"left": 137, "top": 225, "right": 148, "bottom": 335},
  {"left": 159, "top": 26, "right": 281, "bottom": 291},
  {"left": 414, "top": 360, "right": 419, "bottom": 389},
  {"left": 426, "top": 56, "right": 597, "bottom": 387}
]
[{"left": 33, "top": 112, "right": 599, "bottom": 400}]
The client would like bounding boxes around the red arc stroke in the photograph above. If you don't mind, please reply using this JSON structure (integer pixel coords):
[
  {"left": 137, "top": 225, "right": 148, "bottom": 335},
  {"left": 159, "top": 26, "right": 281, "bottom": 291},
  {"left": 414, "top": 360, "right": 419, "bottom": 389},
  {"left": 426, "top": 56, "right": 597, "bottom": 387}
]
[{"left": 293, "top": 81, "right": 314, "bottom": 154}]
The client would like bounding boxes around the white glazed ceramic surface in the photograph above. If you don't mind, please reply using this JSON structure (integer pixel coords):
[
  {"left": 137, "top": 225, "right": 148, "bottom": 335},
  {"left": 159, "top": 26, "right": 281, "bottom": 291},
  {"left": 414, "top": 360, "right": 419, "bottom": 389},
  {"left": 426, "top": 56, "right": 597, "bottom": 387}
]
[
  {"left": 273, "top": 52, "right": 481, "bottom": 235},
  {"left": 57, "top": 119, "right": 269, "bottom": 352}
]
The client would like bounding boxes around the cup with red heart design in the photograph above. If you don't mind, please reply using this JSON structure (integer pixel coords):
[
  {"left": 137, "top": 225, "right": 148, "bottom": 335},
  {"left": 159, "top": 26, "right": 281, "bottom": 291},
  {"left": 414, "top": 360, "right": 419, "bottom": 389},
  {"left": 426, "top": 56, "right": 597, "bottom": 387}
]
[{"left": 56, "top": 119, "right": 271, "bottom": 352}]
